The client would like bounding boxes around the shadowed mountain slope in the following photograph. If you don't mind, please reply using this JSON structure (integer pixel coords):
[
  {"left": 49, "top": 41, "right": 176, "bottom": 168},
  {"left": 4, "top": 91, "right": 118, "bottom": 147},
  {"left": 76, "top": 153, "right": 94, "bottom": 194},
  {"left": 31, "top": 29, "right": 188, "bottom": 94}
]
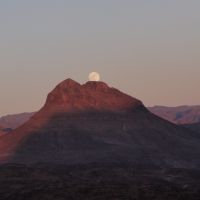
[
  {"left": 0, "top": 79, "right": 200, "bottom": 169},
  {"left": 182, "top": 122, "right": 200, "bottom": 134}
]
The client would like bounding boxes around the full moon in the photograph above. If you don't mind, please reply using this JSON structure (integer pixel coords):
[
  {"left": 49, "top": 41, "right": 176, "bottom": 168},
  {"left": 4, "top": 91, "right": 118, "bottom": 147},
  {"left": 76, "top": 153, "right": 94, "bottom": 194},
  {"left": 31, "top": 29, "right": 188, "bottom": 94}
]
[{"left": 89, "top": 72, "right": 100, "bottom": 81}]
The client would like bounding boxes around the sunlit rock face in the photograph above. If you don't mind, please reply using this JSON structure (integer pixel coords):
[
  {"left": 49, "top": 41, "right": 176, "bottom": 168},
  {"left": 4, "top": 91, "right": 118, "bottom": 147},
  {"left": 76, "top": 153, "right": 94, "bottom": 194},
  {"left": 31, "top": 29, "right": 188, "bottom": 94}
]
[
  {"left": 42, "top": 79, "right": 144, "bottom": 113},
  {"left": 0, "top": 79, "right": 200, "bottom": 169}
]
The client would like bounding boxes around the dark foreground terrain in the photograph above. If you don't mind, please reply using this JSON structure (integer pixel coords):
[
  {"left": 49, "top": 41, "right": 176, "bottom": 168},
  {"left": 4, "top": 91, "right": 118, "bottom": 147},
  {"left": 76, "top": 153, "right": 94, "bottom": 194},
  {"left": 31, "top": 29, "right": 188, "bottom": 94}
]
[{"left": 0, "top": 164, "right": 200, "bottom": 200}]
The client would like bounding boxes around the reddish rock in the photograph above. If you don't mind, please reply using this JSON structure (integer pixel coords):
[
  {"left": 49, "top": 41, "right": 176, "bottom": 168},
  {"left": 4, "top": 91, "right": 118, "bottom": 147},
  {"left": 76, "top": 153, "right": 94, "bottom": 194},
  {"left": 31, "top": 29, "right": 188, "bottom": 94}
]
[{"left": 42, "top": 79, "right": 143, "bottom": 113}]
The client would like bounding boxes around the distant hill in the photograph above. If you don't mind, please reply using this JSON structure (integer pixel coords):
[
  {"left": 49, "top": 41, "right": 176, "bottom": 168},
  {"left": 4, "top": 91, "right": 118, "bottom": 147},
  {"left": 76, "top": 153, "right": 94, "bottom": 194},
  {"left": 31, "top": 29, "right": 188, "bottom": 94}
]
[
  {"left": 148, "top": 105, "right": 200, "bottom": 124},
  {"left": 0, "top": 112, "right": 35, "bottom": 129}
]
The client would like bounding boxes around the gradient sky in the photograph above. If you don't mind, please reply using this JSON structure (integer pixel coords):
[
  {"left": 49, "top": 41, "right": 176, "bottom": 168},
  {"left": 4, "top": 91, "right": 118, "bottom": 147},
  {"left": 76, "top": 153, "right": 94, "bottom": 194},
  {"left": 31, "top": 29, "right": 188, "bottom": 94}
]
[{"left": 0, "top": 0, "right": 200, "bottom": 116}]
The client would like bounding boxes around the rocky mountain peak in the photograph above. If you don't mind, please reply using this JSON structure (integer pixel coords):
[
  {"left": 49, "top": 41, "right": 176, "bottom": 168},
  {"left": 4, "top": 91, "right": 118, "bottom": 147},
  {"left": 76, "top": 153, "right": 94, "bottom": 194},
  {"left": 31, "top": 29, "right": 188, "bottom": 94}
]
[
  {"left": 42, "top": 79, "right": 144, "bottom": 113},
  {"left": 82, "top": 81, "right": 109, "bottom": 91}
]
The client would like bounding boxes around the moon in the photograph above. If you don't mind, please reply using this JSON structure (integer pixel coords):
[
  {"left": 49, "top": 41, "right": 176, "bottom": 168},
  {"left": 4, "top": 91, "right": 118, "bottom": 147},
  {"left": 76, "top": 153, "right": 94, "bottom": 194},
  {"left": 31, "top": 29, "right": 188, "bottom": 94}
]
[{"left": 89, "top": 72, "right": 100, "bottom": 82}]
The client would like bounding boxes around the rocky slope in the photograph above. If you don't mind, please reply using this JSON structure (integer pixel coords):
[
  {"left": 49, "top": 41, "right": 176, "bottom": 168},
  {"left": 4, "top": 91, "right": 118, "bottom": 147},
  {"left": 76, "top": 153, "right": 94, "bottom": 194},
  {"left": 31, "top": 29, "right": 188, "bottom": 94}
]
[
  {"left": 0, "top": 130, "right": 5, "bottom": 137},
  {"left": 0, "top": 126, "right": 6, "bottom": 137},
  {"left": 0, "top": 112, "right": 34, "bottom": 129},
  {"left": 182, "top": 122, "right": 200, "bottom": 134}
]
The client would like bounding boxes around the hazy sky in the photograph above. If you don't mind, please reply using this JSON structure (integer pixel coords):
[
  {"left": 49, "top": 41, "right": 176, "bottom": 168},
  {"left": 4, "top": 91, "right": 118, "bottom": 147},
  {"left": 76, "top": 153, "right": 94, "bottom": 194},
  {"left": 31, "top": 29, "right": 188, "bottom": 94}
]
[{"left": 0, "top": 0, "right": 200, "bottom": 116}]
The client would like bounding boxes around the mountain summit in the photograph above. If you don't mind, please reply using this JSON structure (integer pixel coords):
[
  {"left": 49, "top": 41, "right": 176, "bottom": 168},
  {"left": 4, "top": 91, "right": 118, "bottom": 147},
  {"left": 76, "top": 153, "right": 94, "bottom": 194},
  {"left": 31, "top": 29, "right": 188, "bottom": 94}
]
[
  {"left": 42, "top": 79, "right": 144, "bottom": 114},
  {"left": 0, "top": 79, "right": 200, "bottom": 168}
]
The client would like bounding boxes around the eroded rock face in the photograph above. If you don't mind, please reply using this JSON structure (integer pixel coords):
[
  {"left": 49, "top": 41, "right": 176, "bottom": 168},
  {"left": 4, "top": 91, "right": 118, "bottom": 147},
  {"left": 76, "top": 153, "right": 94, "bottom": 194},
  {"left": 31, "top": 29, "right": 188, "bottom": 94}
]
[
  {"left": 43, "top": 79, "right": 144, "bottom": 113},
  {"left": 0, "top": 79, "right": 200, "bottom": 169}
]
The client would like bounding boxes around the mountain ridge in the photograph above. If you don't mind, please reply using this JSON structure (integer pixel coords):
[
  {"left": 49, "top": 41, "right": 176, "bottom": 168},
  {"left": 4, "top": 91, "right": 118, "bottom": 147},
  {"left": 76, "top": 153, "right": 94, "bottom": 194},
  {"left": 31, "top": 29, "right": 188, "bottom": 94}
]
[
  {"left": 42, "top": 79, "right": 144, "bottom": 113},
  {"left": 149, "top": 105, "right": 200, "bottom": 124}
]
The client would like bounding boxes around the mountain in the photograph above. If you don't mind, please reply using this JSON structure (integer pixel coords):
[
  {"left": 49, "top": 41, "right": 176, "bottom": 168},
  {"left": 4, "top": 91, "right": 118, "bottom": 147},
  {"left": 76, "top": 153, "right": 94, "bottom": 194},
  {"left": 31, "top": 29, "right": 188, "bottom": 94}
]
[
  {"left": 182, "top": 122, "right": 200, "bottom": 134},
  {"left": 2, "top": 104, "right": 200, "bottom": 130},
  {"left": 0, "top": 126, "right": 7, "bottom": 137},
  {"left": 148, "top": 105, "right": 200, "bottom": 124},
  {"left": 0, "top": 112, "right": 35, "bottom": 129},
  {"left": 0, "top": 79, "right": 200, "bottom": 169},
  {"left": 0, "top": 126, "right": 5, "bottom": 137}
]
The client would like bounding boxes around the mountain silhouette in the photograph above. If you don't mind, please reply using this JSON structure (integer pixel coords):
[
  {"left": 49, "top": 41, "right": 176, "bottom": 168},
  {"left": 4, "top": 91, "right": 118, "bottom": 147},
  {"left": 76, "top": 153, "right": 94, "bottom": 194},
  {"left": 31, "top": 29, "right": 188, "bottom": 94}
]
[
  {"left": 0, "top": 79, "right": 200, "bottom": 168},
  {"left": 182, "top": 122, "right": 200, "bottom": 134}
]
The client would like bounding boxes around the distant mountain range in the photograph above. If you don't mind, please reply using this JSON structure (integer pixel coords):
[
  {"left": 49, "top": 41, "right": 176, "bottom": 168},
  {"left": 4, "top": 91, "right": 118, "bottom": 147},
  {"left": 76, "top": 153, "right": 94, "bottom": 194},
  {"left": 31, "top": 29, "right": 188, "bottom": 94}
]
[
  {"left": 148, "top": 105, "right": 200, "bottom": 124},
  {"left": 148, "top": 106, "right": 200, "bottom": 133},
  {"left": 0, "top": 112, "right": 35, "bottom": 129}
]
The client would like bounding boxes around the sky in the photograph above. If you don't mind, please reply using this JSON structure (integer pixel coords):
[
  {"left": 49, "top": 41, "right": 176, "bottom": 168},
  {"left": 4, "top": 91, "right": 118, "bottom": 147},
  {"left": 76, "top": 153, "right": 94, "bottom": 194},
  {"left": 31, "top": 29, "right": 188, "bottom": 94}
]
[{"left": 0, "top": 0, "right": 200, "bottom": 116}]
